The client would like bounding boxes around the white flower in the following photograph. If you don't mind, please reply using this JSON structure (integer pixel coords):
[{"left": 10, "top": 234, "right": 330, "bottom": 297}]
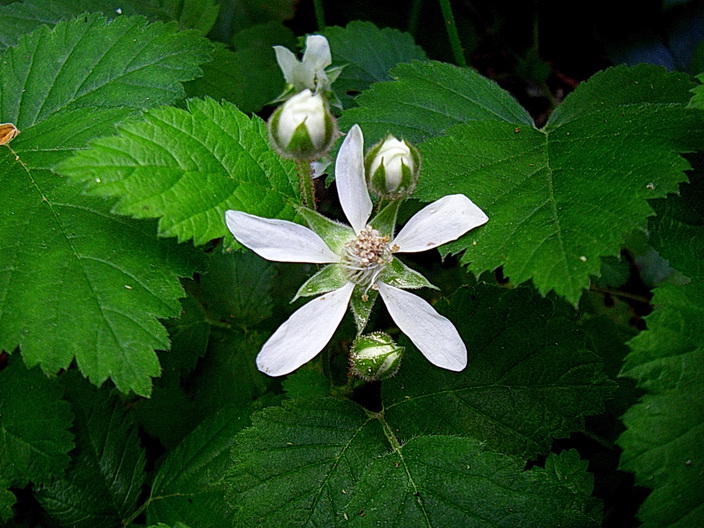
[
  {"left": 273, "top": 35, "right": 342, "bottom": 96},
  {"left": 366, "top": 135, "right": 420, "bottom": 199},
  {"left": 225, "top": 125, "right": 488, "bottom": 376}
]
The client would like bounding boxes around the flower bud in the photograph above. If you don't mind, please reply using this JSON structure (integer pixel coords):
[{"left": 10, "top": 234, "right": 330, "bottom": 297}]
[
  {"left": 268, "top": 89, "right": 337, "bottom": 160},
  {"left": 349, "top": 332, "right": 404, "bottom": 381},
  {"left": 365, "top": 135, "right": 420, "bottom": 200}
]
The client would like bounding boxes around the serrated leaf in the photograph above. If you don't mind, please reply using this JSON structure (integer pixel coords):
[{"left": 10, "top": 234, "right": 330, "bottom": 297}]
[
  {"left": 0, "top": 359, "right": 73, "bottom": 487},
  {"left": 145, "top": 406, "right": 252, "bottom": 528},
  {"left": 344, "top": 438, "right": 600, "bottom": 528},
  {"left": 0, "top": 484, "right": 15, "bottom": 522},
  {"left": 618, "top": 281, "right": 704, "bottom": 528},
  {"left": 1, "top": 14, "right": 211, "bottom": 127},
  {"left": 691, "top": 73, "right": 704, "bottom": 109},
  {"left": 35, "top": 377, "right": 146, "bottom": 528},
  {"left": 225, "top": 398, "right": 388, "bottom": 527},
  {"left": 322, "top": 21, "right": 427, "bottom": 108},
  {"left": 417, "top": 64, "right": 703, "bottom": 303},
  {"left": 56, "top": 97, "right": 299, "bottom": 248},
  {"left": 649, "top": 173, "right": 704, "bottom": 280},
  {"left": 383, "top": 283, "right": 615, "bottom": 458},
  {"left": 0, "top": 15, "right": 211, "bottom": 395},
  {"left": 198, "top": 250, "right": 276, "bottom": 328},
  {"left": 226, "top": 398, "right": 601, "bottom": 528},
  {"left": 0, "top": 0, "right": 219, "bottom": 51},
  {"left": 186, "top": 23, "right": 296, "bottom": 114},
  {"left": 339, "top": 60, "right": 533, "bottom": 145}
]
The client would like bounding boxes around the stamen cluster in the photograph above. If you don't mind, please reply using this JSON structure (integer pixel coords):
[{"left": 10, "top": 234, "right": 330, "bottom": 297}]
[{"left": 342, "top": 226, "right": 393, "bottom": 288}]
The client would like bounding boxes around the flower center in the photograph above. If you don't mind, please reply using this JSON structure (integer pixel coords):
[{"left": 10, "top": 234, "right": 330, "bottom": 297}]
[{"left": 341, "top": 226, "right": 395, "bottom": 290}]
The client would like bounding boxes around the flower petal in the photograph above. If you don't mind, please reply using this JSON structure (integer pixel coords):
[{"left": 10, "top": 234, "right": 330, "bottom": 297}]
[
  {"left": 256, "top": 283, "right": 355, "bottom": 376},
  {"left": 302, "top": 35, "right": 332, "bottom": 70},
  {"left": 335, "top": 124, "right": 372, "bottom": 233},
  {"left": 273, "top": 45, "right": 298, "bottom": 85},
  {"left": 378, "top": 282, "right": 467, "bottom": 371},
  {"left": 225, "top": 210, "right": 338, "bottom": 263},
  {"left": 392, "top": 194, "right": 488, "bottom": 253}
]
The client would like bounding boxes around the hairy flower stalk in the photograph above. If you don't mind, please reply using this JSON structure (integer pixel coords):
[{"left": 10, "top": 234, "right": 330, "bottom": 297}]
[{"left": 225, "top": 125, "right": 488, "bottom": 377}]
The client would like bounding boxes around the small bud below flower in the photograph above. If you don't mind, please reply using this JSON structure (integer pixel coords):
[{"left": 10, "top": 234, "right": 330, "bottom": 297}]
[
  {"left": 365, "top": 135, "right": 420, "bottom": 200},
  {"left": 268, "top": 90, "right": 337, "bottom": 160},
  {"left": 349, "top": 332, "right": 404, "bottom": 381}
]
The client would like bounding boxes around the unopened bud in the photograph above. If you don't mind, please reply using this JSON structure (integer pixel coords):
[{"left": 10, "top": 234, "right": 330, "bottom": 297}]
[
  {"left": 268, "top": 90, "right": 337, "bottom": 160},
  {"left": 349, "top": 332, "right": 404, "bottom": 381},
  {"left": 365, "top": 135, "right": 420, "bottom": 200}
]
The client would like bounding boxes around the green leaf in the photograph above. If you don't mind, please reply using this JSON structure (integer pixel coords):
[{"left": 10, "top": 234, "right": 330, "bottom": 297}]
[
  {"left": 145, "top": 406, "right": 252, "bottom": 528},
  {"left": 690, "top": 73, "right": 704, "bottom": 109},
  {"left": 1, "top": 14, "right": 211, "bottom": 128},
  {"left": 0, "top": 484, "right": 15, "bottom": 523},
  {"left": 0, "top": 359, "right": 73, "bottom": 487},
  {"left": 56, "top": 98, "right": 299, "bottom": 249},
  {"left": 383, "top": 283, "right": 615, "bottom": 458},
  {"left": 344, "top": 438, "right": 600, "bottom": 527},
  {"left": 198, "top": 251, "right": 276, "bottom": 328},
  {"left": 0, "top": 0, "right": 219, "bottom": 50},
  {"left": 339, "top": 60, "right": 533, "bottom": 145},
  {"left": 225, "top": 398, "right": 388, "bottom": 527},
  {"left": 226, "top": 398, "right": 602, "bottom": 527},
  {"left": 618, "top": 281, "right": 704, "bottom": 528},
  {"left": 192, "top": 328, "right": 272, "bottom": 415},
  {"left": 322, "top": 21, "right": 427, "bottom": 108},
  {"left": 418, "top": 64, "right": 703, "bottom": 303},
  {"left": 649, "top": 174, "right": 704, "bottom": 280},
  {"left": 0, "top": 15, "right": 211, "bottom": 395},
  {"left": 147, "top": 523, "right": 192, "bottom": 528},
  {"left": 186, "top": 23, "right": 296, "bottom": 114},
  {"left": 35, "top": 377, "right": 146, "bottom": 528}
]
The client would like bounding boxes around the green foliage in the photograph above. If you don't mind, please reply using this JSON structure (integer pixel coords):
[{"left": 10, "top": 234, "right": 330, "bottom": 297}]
[
  {"left": 618, "top": 282, "right": 704, "bottom": 527},
  {"left": 225, "top": 398, "right": 602, "bottom": 527},
  {"left": 0, "top": 359, "right": 73, "bottom": 508},
  {"left": 35, "top": 376, "right": 146, "bottom": 528},
  {"left": 323, "top": 21, "right": 427, "bottom": 108},
  {"left": 383, "top": 283, "right": 615, "bottom": 458},
  {"left": 0, "top": 0, "right": 219, "bottom": 50},
  {"left": 1, "top": 3, "right": 701, "bottom": 527},
  {"left": 57, "top": 98, "right": 299, "bottom": 249},
  {"left": 145, "top": 406, "right": 252, "bottom": 528},
  {"left": 418, "top": 64, "right": 701, "bottom": 303},
  {"left": 0, "top": 14, "right": 211, "bottom": 396}
]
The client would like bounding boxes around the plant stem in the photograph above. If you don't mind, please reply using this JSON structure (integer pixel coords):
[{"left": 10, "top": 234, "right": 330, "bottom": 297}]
[
  {"left": 296, "top": 160, "right": 317, "bottom": 210},
  {"left": 437, "top": 0, "right": 467, "bottom": 67},
  {"left": 313, "top": 0, "right": 326, "bottom": 30},
  {"left": 407, "top": 0, "right": 423, "bottom": 35}
]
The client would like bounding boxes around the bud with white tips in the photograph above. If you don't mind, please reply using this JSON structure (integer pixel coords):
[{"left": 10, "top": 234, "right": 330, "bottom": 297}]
[
  {"left": 365, "top": 135, "right": 420, "bottom": 200},
  {"left": 349, "top": 332, "right": 404, "bottom": 381},
  {"left": 268, "top": 90, "right": 337, "bottom": 160}
]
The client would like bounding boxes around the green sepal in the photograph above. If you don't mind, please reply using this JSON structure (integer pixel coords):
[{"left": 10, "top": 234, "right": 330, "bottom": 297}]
[
  {"left": 369, "top": 199, "right": 401, "bottom": 237},
  {"left": 287, "top": 121, "right": 318, "bottom": 157},
  {"left": 296, "top": 206, "right": 354, "bottom": 254},
  {"left": 350, "top": 286, "right": 379, "bottom": 333},
  {"left": 293, "top": 264, "right": 348, "bottom": 301},
  {"left": 381, "top": 257, "right": 437, "bottom": 290}
]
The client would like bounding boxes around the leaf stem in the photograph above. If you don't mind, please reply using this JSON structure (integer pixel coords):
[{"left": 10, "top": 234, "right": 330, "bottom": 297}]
[
  {"left": 296, "top": 160, "right": 317, "bottom": 210},
  {"left": 437, "top": 0, "right": 467, "bottom": 67},
  {"left": 313, "top": 0, "right": 326, "bottom": 30},
  {"left": 590, "top": 286, "right": 651, "bottom": 304}
]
